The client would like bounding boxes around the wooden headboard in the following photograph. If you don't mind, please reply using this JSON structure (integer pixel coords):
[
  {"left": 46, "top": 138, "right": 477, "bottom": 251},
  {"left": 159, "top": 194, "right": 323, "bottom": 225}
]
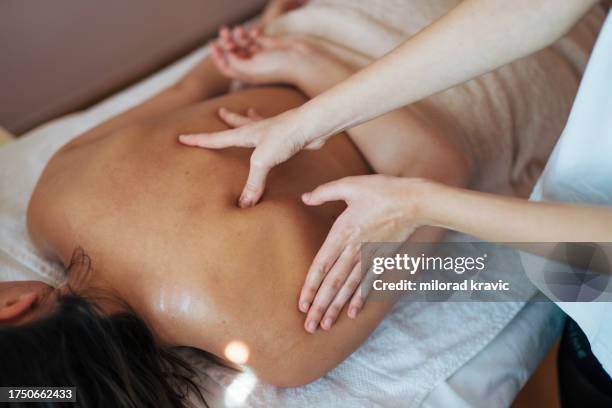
[{"left": 0, "top": 0, "right": 266, "bottom": 135}]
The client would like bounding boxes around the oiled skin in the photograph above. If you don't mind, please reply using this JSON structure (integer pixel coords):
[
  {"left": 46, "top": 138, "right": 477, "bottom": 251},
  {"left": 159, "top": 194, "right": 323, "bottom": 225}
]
[{"left": 27, "top": 87, "right": 400, "bottom": 387}]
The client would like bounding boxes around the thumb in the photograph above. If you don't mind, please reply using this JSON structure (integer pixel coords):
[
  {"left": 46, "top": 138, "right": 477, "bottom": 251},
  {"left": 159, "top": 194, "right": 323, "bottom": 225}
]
[
  {"left": 302, "top": 178, "right": 354, "bottom": 206},
  {"left": 178, "top": 127, "right": 253, "bottom": 149}
]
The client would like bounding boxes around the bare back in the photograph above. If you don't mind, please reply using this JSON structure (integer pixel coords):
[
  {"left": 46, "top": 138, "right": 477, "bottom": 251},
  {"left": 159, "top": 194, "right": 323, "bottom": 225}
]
[{"left": 27, "top": 87, "right": 397, "bottom": 386}]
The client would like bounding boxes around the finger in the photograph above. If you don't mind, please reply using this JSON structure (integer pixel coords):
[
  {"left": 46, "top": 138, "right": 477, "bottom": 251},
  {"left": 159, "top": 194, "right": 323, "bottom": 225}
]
[
  {"left": 301, "top": 178, "right": 354, "bottom": 206},
  {"left": 178, "top": 128, "right": 253, "bottom": 149},
  {"left": 305, "top": 244, "right": 359, "bottom": 333},
  {"left": 348, "top": 289, "right": 365, "bottom": 319},
  {"left": 210, "top": 43, "right": 231, "bottom": 74},
  {"left": 219, "top": 26, "right": 236, "bottom": 51},
  {"left": 238, "top": 154, "right": 271, "bottom": 207},
  {"left": 239, "top": 26, "right": 252, "bottom": 44},
  {"left": 348, "top": 265, "right": 373, "bottom": 319},
  {"left": 218, "top": 107, "right": 255, "bottom": 128},
  {"left": 233, "top": 26, "right": 250, "bottom": 49},
  {"left": 321, "top": 261, "right": 362, "bottom": 330},
  {"left": 227, "top": 31, "right": 258, "bottom": 59},
  {"left": 249, "top": 26, "right": 263, "bottom": 39},
  {"left": 247, "top": 108, "right": 264, "bottom": 121},
  {"left": 212, "top": 41, "right": 247, "bottom": 80},
  {"left": 233, "top": 26, "right": 248, "bottom": 46},
  {"left": 248, "top": 44, "right": 262, "bottom": 55},
  {"left": 298, "top": 219, "right": 349, "bottom": 313}
]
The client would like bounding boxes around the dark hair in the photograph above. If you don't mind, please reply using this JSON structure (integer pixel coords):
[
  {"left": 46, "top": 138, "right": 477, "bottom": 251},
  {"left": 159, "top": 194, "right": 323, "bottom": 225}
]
[{"left": 0, "top": 251, "right": 207, "bottom": 408}]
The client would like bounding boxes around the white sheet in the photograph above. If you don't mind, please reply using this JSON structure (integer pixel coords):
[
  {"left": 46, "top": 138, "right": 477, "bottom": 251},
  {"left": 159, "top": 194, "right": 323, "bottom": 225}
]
[{"left": 0, "top": 44, "right": 562, "bottom": 407}]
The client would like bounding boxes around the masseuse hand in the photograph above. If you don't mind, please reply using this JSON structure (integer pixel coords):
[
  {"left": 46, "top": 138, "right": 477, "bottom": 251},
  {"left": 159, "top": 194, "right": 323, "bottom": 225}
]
[
  {"left": 209, "top": 25, "right": 315, "bottom": 86},
  {"left": 180, "top": 104, "right": 325, "bottom": 208},
  {"left": 179, "top": 28, "right": 326, "bottom": 207},
  {"left": 299, "top": 176, "right": 421, "bottom": 332},
  {"left": 209, "top": 108, "right": 420, "bottom": 332}
]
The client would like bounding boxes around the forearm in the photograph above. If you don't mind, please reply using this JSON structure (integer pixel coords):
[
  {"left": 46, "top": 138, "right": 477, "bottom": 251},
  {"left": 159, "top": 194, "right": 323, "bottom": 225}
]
[
  {"left": 293, "top": 50, "right": 355, "bottom": 98},
  {"left": 298, "top": 0, "right": 598, "bottom": 138},
  {"left": 415, "top": 181, "right": 612, "bottom": 242}
]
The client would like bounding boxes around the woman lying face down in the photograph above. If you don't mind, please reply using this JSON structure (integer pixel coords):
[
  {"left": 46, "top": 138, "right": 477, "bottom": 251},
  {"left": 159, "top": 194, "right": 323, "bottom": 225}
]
[
  {"left": 0, "top": 74, "right": 465, "bottom": 408},
  {"left": 0, "top": 0, "right": 581, "bottom": 404},
  {"left": 1, "top": 87, "right": 415, "bottom": 406}
]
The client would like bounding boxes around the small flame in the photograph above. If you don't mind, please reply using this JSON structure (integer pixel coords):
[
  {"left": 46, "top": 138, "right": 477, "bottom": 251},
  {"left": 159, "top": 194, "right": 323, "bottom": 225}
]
[{"left": 224, "top": 340, "right": 250, "bottom": 365}]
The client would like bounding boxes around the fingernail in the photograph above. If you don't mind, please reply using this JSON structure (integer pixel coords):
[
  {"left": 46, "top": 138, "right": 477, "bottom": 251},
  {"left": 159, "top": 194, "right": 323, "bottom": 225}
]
[
  {"left": 348, "top": 307, "right": 359, "bottom": 319},
  {"left": 322, "top": 317, "right": 333, "bottom": 330},
  {"left": 306, "top": 320, "right": 317, "bottom": 333},
  {"left": 300, "top": 301, "right": 310, "bottom": 313},
  {"left": 219, "top": 107, "right": 227, "bottom": 114},
  {"left": 301, "top": 192, "right": 311, "bottom": 203},
  {"left": 239, "top": 197, "right": 252, "bottom": 208},
  {"left": 178, "top": 135, "right": 192, "bottom": 143}
]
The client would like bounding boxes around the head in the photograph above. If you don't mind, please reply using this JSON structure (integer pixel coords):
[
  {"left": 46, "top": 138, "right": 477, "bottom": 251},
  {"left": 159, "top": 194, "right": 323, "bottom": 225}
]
[{"left": 0, "top": 252, "right": 207, "bottom": 407}]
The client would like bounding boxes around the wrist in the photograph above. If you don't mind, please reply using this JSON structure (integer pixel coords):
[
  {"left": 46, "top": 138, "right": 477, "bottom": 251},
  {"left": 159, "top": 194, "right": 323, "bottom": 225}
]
[
  {"left": 294, "top": 56, "right": 352, "bottom": 96},
  {"left": 293, "top": 99, "right": 332, "bottom": 143},
  {"left": 404, "top": 178, "right": 442, "bottom": 226},
  {"left": 286, "top": 46, "right": 320, "bottom": 91}
]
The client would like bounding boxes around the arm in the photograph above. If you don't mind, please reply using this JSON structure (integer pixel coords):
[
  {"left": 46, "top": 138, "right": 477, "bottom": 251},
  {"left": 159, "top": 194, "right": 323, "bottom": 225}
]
[
  {"left": 205, "top": 31, "right": 355, "bottom": 99},
  {"left": 179, "top": 0, "right": 599, "bottom": 207},
  {"left": 414, "top": 180, "right": 612, "bottom": 242},
  {"left": 299, "top": 0, "right": 600, "bottom": 138},
  {"left": 293, "top": 174, "right": 612, "bottom": 332}
]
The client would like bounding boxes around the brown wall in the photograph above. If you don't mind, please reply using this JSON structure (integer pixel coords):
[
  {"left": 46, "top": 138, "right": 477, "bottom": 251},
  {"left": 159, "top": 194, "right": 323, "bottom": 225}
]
[{"left": 0, "top": 0, "right": 265, "bottom": 134}]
